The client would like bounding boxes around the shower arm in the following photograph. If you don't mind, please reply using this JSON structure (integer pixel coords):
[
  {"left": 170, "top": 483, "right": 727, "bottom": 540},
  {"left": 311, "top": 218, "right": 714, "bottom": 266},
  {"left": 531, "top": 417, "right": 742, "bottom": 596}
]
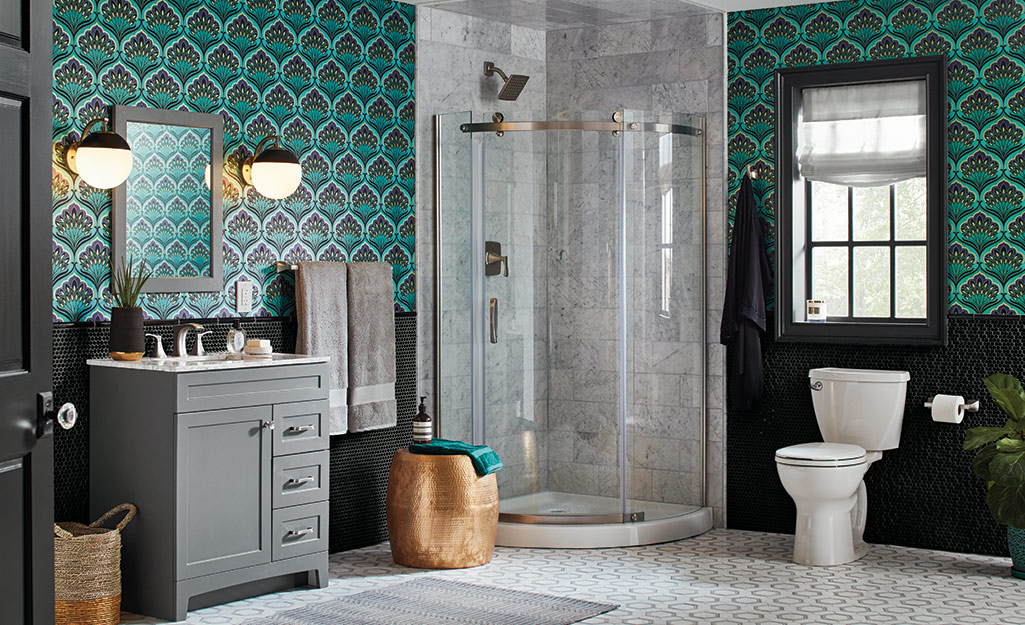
[{"left": 484, "top": 61, "right": 509, "bottom": 82}]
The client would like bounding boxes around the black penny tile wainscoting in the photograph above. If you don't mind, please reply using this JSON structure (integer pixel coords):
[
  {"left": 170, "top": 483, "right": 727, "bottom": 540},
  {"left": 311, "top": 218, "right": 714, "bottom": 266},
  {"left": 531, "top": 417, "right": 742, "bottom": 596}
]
[
  {"left": 727, "top": 315, "right": 1025, "bottom": 557},
  {"left": 53, "top": 313, "right": 416, "bottom": 553}
]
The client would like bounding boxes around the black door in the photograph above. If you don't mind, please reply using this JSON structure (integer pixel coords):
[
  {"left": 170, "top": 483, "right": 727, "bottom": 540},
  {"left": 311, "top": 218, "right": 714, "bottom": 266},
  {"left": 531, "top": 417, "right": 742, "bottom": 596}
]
[{"left": 0, "top": 1, "right": 55, "bottom": 624}]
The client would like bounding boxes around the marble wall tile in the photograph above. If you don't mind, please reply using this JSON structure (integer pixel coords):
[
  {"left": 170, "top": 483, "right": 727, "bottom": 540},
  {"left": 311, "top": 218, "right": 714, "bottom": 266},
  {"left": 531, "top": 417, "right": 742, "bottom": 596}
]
[{"left": 598, "top": 21, "right": 653, "bottom": 57}]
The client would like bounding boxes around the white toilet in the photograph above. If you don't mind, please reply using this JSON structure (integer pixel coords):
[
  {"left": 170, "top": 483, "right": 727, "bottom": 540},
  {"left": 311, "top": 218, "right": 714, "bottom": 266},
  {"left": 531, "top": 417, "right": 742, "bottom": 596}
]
[{"left": 775, "top": 367, "right": 909, "bottom": 566}]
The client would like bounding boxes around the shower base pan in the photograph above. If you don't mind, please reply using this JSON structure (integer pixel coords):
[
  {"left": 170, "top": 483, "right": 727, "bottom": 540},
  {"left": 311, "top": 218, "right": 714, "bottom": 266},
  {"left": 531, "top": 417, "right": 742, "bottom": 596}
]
[{"left": 496, "top": 491, "right": 713, "bottom": 548}]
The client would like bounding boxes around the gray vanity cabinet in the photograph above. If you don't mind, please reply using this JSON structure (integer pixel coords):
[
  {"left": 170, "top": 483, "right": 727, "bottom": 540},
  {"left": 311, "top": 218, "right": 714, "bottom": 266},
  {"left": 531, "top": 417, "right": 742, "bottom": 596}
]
[{"left": 89, "top": 359, "right": 331, "bottom": 622}]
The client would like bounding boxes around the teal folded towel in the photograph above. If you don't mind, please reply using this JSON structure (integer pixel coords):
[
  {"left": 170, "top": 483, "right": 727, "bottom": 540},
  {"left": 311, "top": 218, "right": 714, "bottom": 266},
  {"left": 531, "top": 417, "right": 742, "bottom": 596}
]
[{"left": 408, "top": 439, "right": 503, "bottom": 476}]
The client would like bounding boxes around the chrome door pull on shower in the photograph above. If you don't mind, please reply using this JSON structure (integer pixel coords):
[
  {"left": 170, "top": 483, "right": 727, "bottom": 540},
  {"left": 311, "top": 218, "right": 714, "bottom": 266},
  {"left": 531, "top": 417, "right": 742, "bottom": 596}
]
[{"left": 490, "top": 298, "right": 499, "bottom": 344}]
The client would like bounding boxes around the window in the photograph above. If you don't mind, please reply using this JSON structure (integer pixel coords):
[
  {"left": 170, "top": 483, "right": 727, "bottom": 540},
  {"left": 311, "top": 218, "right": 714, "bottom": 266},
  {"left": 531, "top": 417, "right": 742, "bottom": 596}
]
[
  {"left": 806, "top": 178, "right": 927, "bottom": 321},
  {"left": 775, "top": 56, "right": 947, "bottom": 345}
]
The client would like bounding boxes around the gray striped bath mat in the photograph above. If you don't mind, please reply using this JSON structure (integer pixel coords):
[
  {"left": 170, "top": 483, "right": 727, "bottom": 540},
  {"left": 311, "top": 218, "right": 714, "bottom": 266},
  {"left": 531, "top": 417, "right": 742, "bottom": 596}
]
[{"left": 240, "top": 577, "right": 618, "bottom": 625}]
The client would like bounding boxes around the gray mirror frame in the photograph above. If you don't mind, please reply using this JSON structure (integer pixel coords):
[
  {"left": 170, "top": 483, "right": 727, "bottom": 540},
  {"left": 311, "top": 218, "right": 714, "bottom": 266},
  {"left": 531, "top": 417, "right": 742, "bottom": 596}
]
[{"left": 112, "top": 105, "right": 224, "bottom": 293}]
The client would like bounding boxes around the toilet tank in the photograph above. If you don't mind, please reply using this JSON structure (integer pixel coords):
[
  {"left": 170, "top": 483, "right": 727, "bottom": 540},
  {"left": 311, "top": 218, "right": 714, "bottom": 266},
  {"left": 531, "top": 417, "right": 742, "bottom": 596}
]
[{"left": 809, "top": 368, "right": 910, "bottom": 451}]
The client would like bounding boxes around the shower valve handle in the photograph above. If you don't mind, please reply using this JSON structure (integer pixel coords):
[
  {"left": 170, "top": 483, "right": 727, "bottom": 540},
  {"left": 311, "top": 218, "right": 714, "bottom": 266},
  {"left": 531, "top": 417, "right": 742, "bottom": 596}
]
[{"left": 486, "top": 251, "right": 509, "bottom": 277}]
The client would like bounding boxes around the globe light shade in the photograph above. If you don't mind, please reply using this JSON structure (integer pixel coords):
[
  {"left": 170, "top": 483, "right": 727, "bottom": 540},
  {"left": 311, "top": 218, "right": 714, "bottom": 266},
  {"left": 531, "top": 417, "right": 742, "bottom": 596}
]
[
  {"left": 74, "top": 131, "right": 133, "bottom": 189},
  {"left": 250, "top": 147, "right": 302, "bottom": 199}
]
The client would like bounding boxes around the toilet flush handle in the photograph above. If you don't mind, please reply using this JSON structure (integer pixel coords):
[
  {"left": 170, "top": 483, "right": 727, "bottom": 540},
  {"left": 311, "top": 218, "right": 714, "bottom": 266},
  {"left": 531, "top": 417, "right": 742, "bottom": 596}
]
[{"left": 810, "top": 380, "right": 823, "bottom": 391}]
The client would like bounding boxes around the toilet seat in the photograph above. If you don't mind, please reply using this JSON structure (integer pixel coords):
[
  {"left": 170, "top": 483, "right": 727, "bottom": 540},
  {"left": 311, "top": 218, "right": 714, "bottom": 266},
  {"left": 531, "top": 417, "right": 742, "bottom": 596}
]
[{"left": 775, "top": 442, "right": 867, "bottom": 468}]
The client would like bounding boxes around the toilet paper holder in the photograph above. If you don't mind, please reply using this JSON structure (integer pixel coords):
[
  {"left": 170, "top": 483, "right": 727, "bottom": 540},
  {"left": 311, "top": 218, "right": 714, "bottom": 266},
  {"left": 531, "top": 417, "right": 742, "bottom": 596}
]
[{"left": 924, "top": 396, "right": 981, "bottom": 412}]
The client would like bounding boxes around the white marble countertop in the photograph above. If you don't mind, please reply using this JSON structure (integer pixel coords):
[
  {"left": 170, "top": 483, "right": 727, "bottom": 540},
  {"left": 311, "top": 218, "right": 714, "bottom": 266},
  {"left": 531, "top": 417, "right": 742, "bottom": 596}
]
[{"left": 87, "top": 353, "right": 330, "bottom": 373}]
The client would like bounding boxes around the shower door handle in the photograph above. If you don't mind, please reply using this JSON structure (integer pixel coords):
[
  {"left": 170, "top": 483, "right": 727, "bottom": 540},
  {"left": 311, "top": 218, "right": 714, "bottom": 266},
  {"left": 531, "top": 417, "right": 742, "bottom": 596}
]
[{"left": 489, "top": 298, "right": 499, "bottom": 344}]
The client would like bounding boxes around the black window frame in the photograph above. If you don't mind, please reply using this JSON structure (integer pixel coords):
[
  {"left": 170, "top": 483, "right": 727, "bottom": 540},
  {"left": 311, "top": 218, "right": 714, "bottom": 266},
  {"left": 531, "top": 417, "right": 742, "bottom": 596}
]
[{"left": 775, "top": 56, "right": 947, "bottom": 345}]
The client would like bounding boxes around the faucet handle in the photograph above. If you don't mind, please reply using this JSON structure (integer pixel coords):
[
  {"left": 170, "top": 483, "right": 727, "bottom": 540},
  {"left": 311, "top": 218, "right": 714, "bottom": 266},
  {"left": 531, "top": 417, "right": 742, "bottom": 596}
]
[
  {"left": 145, "top": 333, "right": 166, "bottom": 359},
  {"left": 193, "top": 330, "right": 213, "bottom": 357}
]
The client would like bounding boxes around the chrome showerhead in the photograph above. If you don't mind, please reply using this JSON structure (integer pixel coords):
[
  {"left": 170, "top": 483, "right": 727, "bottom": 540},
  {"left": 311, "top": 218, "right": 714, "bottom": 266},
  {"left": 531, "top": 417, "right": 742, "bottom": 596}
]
[{"left": 484, "top": 61, "right": 530, "bottom": 101}]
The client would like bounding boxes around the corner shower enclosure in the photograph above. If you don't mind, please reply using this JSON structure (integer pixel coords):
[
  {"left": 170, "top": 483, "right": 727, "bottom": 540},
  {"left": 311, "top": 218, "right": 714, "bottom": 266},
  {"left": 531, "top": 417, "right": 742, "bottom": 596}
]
[{"left": 435, "top": 109, "right": 711, "bottom": 548}]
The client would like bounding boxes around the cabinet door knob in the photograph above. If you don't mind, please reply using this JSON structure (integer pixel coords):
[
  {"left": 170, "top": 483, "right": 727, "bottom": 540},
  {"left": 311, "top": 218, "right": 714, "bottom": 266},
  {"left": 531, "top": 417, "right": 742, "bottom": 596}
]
[{"left": 263, "top": 420, "right": 275, "bottom": 430}]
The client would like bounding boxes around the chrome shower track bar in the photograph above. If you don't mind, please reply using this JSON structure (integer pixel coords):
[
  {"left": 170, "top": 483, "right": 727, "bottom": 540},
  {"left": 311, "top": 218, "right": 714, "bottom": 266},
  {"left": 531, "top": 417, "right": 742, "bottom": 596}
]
[{"left": 459, "top": 119, "right": 703, "bottom": 136}]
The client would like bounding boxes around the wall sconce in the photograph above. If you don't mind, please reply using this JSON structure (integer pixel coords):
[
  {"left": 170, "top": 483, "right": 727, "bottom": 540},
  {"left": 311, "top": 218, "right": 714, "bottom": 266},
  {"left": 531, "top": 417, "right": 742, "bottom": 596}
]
[
  {"left": 241, "top": 136, "right": 302, "bottom": 200},
  {"left": 54, "top": 118, "right": 133, "bottom": 189}
]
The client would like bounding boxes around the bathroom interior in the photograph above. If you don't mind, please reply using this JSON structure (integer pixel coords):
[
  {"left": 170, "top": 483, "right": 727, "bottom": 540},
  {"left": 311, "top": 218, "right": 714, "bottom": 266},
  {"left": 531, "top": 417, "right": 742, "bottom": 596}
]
[{"left": 3, "top": 0, "right": 1025, "bottom": 623}]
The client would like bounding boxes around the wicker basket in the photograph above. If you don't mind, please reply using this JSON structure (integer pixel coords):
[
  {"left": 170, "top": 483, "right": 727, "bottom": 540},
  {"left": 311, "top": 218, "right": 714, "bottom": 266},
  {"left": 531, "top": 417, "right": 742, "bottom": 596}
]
[
  {"left": 386, "top": 448, "right": 498, "bottom": 569},
  {"left": 54, "top": 503, "right": 136, "bottom": 625}
]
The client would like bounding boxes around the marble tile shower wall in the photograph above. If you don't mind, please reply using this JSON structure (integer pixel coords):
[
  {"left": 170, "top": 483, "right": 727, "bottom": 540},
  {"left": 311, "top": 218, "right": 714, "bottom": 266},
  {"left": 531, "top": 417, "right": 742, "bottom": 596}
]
[
  {"left": 546, "top": 14, "right": 727, "bottom": 524},
  {"left": 415, "top": 8, "right": 548, "bottom": 448}
]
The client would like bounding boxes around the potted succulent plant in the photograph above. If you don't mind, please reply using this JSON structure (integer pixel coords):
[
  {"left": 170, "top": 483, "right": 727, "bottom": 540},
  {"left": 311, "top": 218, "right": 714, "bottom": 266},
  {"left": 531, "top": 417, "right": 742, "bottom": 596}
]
[
  {"left": 964, "top": 373, "right": 1025, "bottom": 578},
  {"left": 108, "top": 256, "right": 150, "bottom": 361}
]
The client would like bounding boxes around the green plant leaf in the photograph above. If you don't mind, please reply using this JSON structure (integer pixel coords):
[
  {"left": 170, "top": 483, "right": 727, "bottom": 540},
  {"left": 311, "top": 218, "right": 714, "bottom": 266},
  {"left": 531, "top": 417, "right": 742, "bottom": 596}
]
[
  {"left": 987, "top": 481, "right": 1025, "bottom": 528},
  {"left": 989, "top": 448, "right": 1025, "bottom": 485},
  {"left": 997, "top": 438, "right": 1025, "bottom": 453},
  {"left": 973, "top": 444, "right": 999, "bottom": 481},
  {"left": 964, "top": 426, "right": 1014, "bottom": 450},
  {"left": 985, "top": 374, "right": 1025, "bottom": 423}
]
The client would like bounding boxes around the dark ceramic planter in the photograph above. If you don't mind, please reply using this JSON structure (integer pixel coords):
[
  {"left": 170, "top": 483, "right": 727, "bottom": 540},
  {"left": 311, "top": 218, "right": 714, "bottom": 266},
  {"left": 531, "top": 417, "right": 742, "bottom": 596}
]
[
  {"left": 109, "top": 307, "right": 145, "bottom": 360},
  {"left": 1010, "top": 527, "right": 1025, "bottom": 579}
]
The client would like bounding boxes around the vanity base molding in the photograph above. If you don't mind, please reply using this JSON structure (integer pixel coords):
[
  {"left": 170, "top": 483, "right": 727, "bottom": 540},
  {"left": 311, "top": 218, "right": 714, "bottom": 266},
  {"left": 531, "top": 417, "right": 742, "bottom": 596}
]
[
  {"left": 170, "top": 552, "right": 327, "bottom": 621},
  {"left": 89, "top": 360, "right": 331, "bottom": 622}
]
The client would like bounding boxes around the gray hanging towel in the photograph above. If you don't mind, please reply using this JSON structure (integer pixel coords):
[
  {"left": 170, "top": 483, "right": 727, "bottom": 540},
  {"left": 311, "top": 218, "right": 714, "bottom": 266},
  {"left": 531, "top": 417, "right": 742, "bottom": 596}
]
[
  {"left": 296, "top": 261, "right": 349, "bottom": 435},
  {"left": 720, "top": 174, "right": 771, "bottom": 411},
  {"left": 346, "top": 262, "right": 397, "bottom": 432}
]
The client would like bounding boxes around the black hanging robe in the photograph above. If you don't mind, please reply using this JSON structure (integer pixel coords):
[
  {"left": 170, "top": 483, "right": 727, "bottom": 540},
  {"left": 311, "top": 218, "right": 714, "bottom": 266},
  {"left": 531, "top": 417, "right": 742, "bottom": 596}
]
[{"left": 720, "top": 174, "right": 771, "bottom": 411}]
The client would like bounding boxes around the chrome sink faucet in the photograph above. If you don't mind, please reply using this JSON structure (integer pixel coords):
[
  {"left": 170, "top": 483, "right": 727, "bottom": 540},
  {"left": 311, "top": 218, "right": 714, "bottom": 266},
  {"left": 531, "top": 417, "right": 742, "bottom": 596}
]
[{"left": 173, "top": 323, "right": 205, "bottom": 357}]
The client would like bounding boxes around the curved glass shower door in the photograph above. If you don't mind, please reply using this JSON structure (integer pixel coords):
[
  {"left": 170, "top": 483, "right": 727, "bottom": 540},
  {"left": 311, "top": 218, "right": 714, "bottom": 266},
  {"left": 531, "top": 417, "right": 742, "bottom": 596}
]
[
  {"left": 485, "top": 111, "right": 626, "bottom": 522},
  {"left": 435, "top": 109, "right": 706, "bottom": 530}
]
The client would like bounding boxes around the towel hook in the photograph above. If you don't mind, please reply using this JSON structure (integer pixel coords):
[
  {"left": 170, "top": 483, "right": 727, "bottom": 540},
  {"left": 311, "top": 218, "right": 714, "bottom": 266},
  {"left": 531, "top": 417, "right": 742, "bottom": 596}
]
[{"left": 745, "top": 164, "right": 758, "bottom": 180}]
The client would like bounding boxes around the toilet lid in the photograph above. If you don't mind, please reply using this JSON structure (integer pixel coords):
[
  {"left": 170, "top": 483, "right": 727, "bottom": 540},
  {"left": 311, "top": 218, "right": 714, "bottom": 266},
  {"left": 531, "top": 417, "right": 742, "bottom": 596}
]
[{"left": 775, "top": 443, "right": 867, "bottom": 467}]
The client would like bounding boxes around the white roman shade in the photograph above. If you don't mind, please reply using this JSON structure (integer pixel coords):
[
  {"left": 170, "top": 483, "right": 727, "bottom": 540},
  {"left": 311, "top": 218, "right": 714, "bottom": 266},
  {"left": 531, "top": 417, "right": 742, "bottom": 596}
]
[{"left": 797, "top": 80, "right": 927, "bottom": 187}]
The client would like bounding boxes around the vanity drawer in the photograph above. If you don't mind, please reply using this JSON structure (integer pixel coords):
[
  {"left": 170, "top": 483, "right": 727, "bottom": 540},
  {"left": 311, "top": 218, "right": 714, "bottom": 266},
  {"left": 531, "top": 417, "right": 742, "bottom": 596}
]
[
  {"left": 273, "top": 400, "right": 329, "bottom": 455},
  {"left": 272, "top": 451, "right": 328, "bottom": 509},
  {"left": 272, "top": 501, "right": 328, "bottom": 561},
  {"left": 176, "top": 364, "right": 329, "bottom": 413}
]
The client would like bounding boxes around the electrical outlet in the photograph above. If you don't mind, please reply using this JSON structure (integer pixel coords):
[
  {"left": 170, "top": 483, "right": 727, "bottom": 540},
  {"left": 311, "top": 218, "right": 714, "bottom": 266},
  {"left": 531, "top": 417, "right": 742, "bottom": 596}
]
[{"left": 236, "top": 279, "right": 253, "bottom": 313}]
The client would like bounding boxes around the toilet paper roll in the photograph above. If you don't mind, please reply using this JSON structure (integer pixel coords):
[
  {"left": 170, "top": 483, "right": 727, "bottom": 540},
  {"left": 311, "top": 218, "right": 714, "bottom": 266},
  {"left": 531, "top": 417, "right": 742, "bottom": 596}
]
[{"left": 931, "top": 394, "right": 966, "bottom": 424}]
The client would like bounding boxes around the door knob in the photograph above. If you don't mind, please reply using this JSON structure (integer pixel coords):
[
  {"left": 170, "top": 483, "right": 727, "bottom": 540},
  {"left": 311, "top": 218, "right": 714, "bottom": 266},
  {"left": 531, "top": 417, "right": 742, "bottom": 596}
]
[{"left": 37, "top": 392, "right": 76, "bottom": 439}]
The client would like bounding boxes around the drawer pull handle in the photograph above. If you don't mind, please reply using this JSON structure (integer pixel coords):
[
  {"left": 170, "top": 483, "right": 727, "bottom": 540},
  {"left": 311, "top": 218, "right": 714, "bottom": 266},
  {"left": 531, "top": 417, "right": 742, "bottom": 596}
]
[
  {"left": 285, "top": 476, "right": 315, "bottom": 487},
  {"left": 285, "top": 527, "right": 315, "bottom": 539},
  {"left": 286, "top": 424, "right": 315, "bottom": 434}
]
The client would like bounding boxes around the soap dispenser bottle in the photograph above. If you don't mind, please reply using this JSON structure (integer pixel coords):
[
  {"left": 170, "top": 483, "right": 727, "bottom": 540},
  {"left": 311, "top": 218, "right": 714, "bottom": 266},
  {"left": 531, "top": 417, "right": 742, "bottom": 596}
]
[
  {"left": 413, "top": 396, "right": 433, "bottom": 444},
  {"left": 226, "top": 320, "right": 247, "bottom": 354}
]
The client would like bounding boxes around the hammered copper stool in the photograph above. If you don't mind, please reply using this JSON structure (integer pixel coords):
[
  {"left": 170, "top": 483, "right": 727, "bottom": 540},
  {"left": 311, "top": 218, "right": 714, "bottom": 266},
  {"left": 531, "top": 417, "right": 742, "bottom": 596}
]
[{"left": 386, "top": 448, "right": 499, "bottom": 568}]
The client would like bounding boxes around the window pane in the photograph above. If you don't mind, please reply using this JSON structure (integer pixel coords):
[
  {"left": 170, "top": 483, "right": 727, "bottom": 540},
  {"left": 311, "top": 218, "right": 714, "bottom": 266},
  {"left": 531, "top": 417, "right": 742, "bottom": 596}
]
[
  {"left": 811, "top": 182, "right": 848, "bottom": 241},
  {"left": 895, "top": 177, "right": 927, "bottom": 240},
  {"left": 853, "top": 247, "right": 891, "bottom": 317},
  {"left": 895, "top": 245, "right": 927, "bottom": 318},
  {"left": 811, "top": 247, "right": 848, "bottom": 318},
  {"left": 852, "top": 185, "right": 890, "bottom": 241}
]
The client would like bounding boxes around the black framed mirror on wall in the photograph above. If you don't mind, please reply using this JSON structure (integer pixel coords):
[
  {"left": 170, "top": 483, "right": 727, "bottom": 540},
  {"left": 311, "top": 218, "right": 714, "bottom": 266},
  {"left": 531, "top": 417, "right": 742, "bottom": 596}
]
[
  {"left": 112, "top": 105, "right": 224, "bottom": 293},
  {"left": 775, "top": 56, "right": 947, "bottom": 345}
]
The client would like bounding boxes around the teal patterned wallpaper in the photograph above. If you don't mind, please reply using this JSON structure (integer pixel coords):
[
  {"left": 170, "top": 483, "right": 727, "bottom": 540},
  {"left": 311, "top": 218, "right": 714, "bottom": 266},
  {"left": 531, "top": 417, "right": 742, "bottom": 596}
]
[
  {"left": 728, "top": 0, "right": 1025, "bottom": 314},
  {"left": 52, "top": 0, "right": 416, "bottom": 322}
]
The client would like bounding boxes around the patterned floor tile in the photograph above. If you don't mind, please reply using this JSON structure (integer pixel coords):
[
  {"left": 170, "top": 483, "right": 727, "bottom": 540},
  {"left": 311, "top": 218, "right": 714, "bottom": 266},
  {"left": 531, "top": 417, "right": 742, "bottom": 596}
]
[{"left": 121, "top": 529, "right": 1025, "bottom": 625}]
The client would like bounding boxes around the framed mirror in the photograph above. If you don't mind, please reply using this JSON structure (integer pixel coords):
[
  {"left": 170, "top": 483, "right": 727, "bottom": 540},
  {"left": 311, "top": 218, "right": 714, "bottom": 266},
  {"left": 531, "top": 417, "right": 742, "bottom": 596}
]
[
  {"left": 775, "top": 56, "right": 947, "bottom": 345},
  {"left": 112, "top": 106, "right": 223, "bottom": 293}
]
